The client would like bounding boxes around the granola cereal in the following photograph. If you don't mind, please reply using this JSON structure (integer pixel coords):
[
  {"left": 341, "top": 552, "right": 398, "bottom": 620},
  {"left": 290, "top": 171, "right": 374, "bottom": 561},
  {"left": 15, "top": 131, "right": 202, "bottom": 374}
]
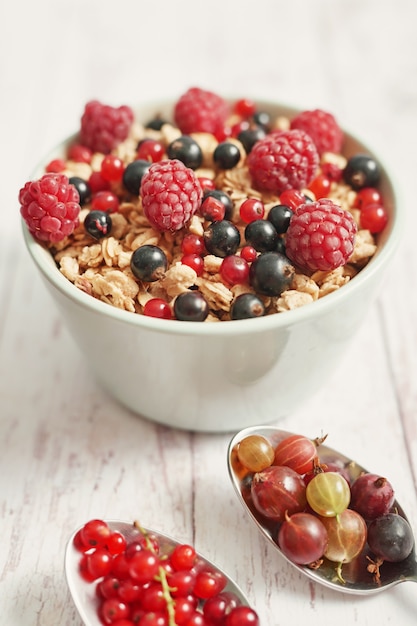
[{"left": 22, "top": 92, "right": 389, "bottom": 322}]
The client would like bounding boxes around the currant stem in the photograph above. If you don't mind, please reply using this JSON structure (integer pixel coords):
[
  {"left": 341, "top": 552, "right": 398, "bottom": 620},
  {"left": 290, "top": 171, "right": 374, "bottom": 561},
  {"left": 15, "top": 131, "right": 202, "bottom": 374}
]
[{"left": 133, "top": 521, "right": 177, "bottom": 626}]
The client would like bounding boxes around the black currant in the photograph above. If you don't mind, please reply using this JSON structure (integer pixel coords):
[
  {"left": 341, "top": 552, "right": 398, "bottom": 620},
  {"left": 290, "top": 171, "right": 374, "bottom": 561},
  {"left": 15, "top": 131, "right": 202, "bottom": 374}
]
[
  {"left": 213, "top": 142, "right": 241, "bottom": 169},
  {"left": 267, "top": 204, "right": 293, "bottom": 234},
  {"left": 230, "top": 293, "right": 265, "bottom": 320},
  {"left": 123, "top": 160, "right": 152, "bottom": 195},
  {"left": 203, "top": 220, "right": 241, "bottom": 258},
  {"left": 244, "top": 219, "right": 278, "bottom": 252},
  {"left": 343, "top": 154, "right": 381, "bottom": 190},
  {"left": 130, "top": 245, "right": 168, "bottom": 282},
  {"left": 69, "top": 176, "right": 91, "bottom": 205},
  {"left": 249, "top": 251, "right": 295, "bottom": 297},
  {"left": 84, "top": 210, "right": 112, "bottom": 239},
  {"left": 174, "top": 291, "right": 209, "bottom": 322},
  {"left": 145, "top": 116, "right": 169, "bottom": 131},
  {"left": 202, "top": 189, "right": 233, "bottom": 220},
  {"left": 252, "top": 110, "right": 271, "bottom": 131},
  {"left": 167, "top": 135, "right": 203, "bottom": 170},
  {"left": 237, "top": 127, "right": 266, "bottom": 154},
  {"left": 275, "top": 238, "right": 287, "bottom": 255}
]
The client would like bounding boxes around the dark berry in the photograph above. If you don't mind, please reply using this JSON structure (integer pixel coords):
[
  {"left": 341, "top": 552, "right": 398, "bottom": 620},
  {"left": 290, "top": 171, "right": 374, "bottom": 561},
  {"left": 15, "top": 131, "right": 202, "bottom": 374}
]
[
  {"left": 275, "top": 238, "right": 287, "bottom": 255},
  {"left": 244, "top": 219, "right": 278, "bottom": 252},
  {"left": 267, "top": 204, "right": 293, "bottom": 234},
  {"left": 249, "top": 251, "right": 295, "bottom": 296},
  {"left": 130, "top": 245, "right": 168, "bottom": 282},
  {"left": 167, "top": 135, "right": 203, "bottom": 170},
  {"left": 203, "top": 220, "right": 241, "bottom": 258},
  {"left": 230, "top": 293, "right": 265, "bottom": 320},
  {"left": 237, "top": 127, "right": 266, "bottom": 154},
  {"left": 202, "top": 189, "right": 233, "bottom": 220},
  {"left": 343, "top": 154, "right": 381, "bottom": 190},
  {"left": 367, "top": 514, "right": 414, "bottom": 563},
  {"left": 213, "top": 142, "right": 241, "bottom": 169},
  {"left": 174, "top": 291, "right": 209, "bottom": 322},
  {"left": 84, "top": 210, "right": 112, "bottom": 239},
  {"left": 69, "top": 176, "right": 92, "bottom": 205},
  {"left": 123, "top": 160, "right": 152, "bottom": 195},
  {"left": 145, "top": 117, "right": 169, "bottom": 131},
  {"left": 252, "top": 111, "right": 271, "bottom": 130}
]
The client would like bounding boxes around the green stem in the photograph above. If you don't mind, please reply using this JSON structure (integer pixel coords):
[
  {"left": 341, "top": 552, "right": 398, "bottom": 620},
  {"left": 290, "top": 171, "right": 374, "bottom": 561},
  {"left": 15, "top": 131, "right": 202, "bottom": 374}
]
[{"left": 133, "top": 521, "right": 177, "bottom": 626}]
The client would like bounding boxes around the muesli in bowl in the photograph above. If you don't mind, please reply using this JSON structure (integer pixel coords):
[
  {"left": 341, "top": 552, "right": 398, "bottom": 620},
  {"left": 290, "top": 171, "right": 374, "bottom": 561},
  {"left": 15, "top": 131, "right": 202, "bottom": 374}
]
[{"left": 19, "top": 88, "right": 401, "bottom": 431}]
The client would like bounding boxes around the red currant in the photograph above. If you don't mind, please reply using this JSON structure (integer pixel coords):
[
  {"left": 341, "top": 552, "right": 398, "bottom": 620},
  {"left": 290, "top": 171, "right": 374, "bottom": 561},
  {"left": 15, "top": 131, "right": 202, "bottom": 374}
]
[
  {"left": 200, "top": 196, "right": 226, "bottom": 221},
  {"left": 106, "top": 531, "right": 128, "bottom": 555},
  {"left": 45, "top": 158, "right": 66, "bottom": 173},
  {"left": 168, "top": 570, "right": 196, "bottom": 597},
  {"left": 354, "top": 187, "right": 382, "bottom": 209},
  {"left": 101, "top": 154, "right": 125, "bottom": 182},
  {"left": 220, "top": 255, "right": 250, "bottom": 286},
  {"left": 89, "top": 171, "right": 110, "bottom": 193},
  {"left": 308, "top": 174, "right": 331, "bottom": 199},
  {"left": 181, "top": 234, "right": 205, "bottom": 256},
  {"left": 170, "top": 544, "right": 197, "bottom": 571},
  {"left": 239, "top": 198, "right": 265, "bottom": 223},
  {"left": 197, "top": 177, "right": 215, "bottom": 192},
  {"left": 359, "top": 203, "right": 388, "bottom": 233},
  {"left": 181, "top": 254, "right": 204, "bottom": 276},
  {"left": 193, "top": 569, "right": 227, "bottom": 600},
  {"left": 128, "top": 550, "right": 160, "bottom": 584},
  {"left": 87, "top": 547, "right": 113, "bottom": 580},
  {"left": 234, "top": 98, "right": 257, "bottom": 118},
  {"left": 141, "top": 582, "right": 166, "bottom": 612},
  {"left": 117, "top": 578, "right": 143, "bottom": 603},
  {"left": 240, "top": 245, "right": 257, "bottom": 263},
  {"left": 91, "top": 190, "right": 120, "bottom": 213},
  {"left": 137, "top": 139, "right": 165, "bottom": 163},
  {"left": 143, "top": 298, "right": 172, "bottom": 320},
  {"left": 100, "top": 598, "right": 130, "bottom": 624},
  {"left": 174, "top": 597, "right": 195, "bottom": 625},
  {"left": 279, "top": 189, "right": 305, "bottom": 210},
  {"left": 68, "top": 143, "right": 93, "bottom": 163},
  {"left": 230, "top": 119, "right": 250, "bottom": 138},
  {"left": 97, "top": 576, "right": 121, "bottom": 600},
  {"left": 225, "top": 606, "right": 260, "bottom": 626},
  {"left": 80, "top": 519, "right": 111, "bottom": 548}
]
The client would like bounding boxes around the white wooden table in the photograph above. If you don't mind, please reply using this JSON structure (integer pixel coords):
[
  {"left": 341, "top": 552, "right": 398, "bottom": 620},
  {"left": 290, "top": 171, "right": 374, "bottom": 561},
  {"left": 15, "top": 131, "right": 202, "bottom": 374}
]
[{"left": 1, "top": 1, "right": 416, "bottom": 624}]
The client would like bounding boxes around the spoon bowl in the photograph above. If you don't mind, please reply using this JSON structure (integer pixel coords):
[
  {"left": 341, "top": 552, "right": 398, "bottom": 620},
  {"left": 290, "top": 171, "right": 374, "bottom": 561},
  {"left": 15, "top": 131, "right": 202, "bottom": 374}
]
[
  {"left": 227, "top": 426, "right": 417, "bottom": 595},
  {"left": 65, "top": 520, "right": 251, "bottom": 625}
]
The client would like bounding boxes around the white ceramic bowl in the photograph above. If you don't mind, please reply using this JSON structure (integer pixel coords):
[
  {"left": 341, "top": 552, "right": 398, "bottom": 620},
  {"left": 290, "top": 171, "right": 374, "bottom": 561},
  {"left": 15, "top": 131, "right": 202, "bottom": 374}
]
[{"left": 22, "top": 100, "right": 402, "bottom": 432}]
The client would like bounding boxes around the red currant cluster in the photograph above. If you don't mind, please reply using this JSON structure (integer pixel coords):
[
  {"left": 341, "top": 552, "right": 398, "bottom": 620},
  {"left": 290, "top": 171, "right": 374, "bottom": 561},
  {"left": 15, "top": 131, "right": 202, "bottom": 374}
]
[
  {"left": 73, "top": 519, "right": 259, "bottom": 626},
  {"left": 233, "top": 432, "right": 414, "bottom": 584}
]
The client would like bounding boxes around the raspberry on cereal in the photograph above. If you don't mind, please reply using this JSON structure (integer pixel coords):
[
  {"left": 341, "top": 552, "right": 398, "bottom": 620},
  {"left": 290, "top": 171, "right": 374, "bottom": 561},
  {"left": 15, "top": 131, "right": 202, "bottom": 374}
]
[
  {"left": 79, "top": 100, "right": 134, "bottom": 154},
  {"left": 174, "top": 87, "right": 229, "bottom": 136},
  {"left": 285, "top": 198, "right": 357, "bottom": 272},
  {"left": 140, "top": 159, "right": 203, "bottom": 232},
  {"left": 19, "top": 173, "right": 81, "bottom": 243},
  {"left": 290, "top": 109, "right": 343, "bottom": 156},
  {"left": 247, "top": 129, "right": 319, "bottom": 194}
]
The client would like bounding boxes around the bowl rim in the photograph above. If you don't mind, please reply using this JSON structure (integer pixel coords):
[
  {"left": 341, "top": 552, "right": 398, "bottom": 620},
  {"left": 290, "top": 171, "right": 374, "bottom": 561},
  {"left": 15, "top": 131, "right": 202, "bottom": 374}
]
[{"left": 21, "top": 98, "right": 404, "bottom": 338}]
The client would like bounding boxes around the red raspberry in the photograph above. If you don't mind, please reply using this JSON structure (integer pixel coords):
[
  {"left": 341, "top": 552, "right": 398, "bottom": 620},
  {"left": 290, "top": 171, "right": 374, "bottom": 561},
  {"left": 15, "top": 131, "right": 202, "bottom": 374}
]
[
  {"left": 140, "top": 159, "right": 203, "bottom": 232},
  {"left": 19, "top": 173, "right": 81, "bottom": 243},
  {"left": 285, "top": 198, "right": 357, "bottom": 272},
  {"left": 80, "top": 100, "right": 134, "bottom": 154},
  {"left": 174, "top": 87, "right": 229, "bottom": 136},
  {"left": 290, "top": 109, "right": 343, "bottom": 156},
  {"left": 247, "top": 129, "right": 319, "bottom": 194}
]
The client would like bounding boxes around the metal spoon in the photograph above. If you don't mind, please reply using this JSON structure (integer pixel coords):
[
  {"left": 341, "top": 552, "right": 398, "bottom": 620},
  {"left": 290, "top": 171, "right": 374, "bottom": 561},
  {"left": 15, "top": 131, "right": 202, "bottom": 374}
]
[
  {"left": 65, "top": 519, "right": 251, "bottom": 625},
  {"left": 227, "top": 425, "right": 417, "bottom": 595}
]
